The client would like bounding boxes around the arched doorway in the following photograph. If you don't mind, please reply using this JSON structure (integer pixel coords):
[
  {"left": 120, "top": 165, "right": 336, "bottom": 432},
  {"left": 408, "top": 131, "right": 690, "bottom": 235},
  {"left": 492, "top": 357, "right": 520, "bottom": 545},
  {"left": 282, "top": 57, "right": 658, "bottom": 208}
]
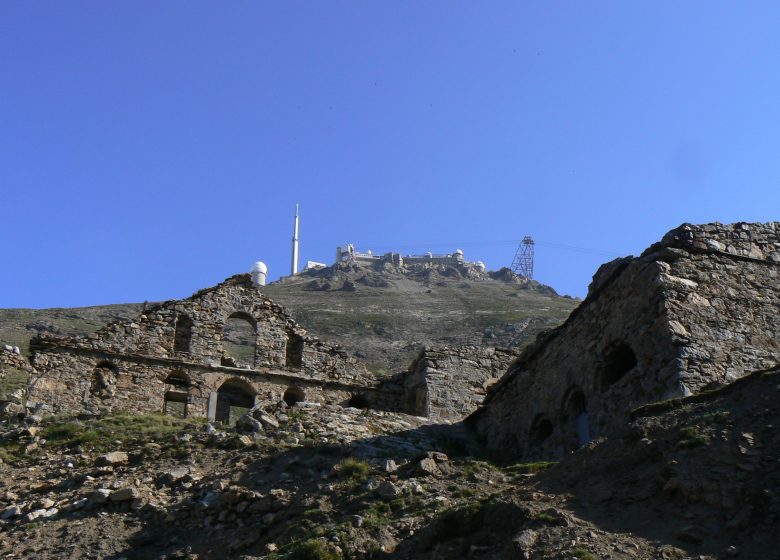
[
  {"left": 163, "top": 372, "right": 190, "bottom": 418},
  {"left": 561, "top": 386, "right": 590, "bottom": 451},
  {"left": 222, "top": 312, "right": 257, "bottom": 368},
  {"left": 216, "top": 379, "right": 256, "bottom": 425}
]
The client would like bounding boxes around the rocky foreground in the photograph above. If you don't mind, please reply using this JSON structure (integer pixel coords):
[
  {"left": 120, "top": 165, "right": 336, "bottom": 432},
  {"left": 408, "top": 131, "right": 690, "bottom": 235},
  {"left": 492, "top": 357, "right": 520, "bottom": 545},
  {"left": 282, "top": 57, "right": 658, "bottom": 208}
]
[{"left": 1, "top": 368, "right": 779, "bottom": 560}]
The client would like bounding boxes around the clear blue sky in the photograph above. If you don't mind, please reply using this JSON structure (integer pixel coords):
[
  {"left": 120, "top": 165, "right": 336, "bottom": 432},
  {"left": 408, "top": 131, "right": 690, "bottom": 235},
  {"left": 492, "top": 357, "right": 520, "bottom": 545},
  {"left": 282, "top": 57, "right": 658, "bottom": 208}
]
[{"left": 3, "top": 2, "right": 780, "bottom": 307}]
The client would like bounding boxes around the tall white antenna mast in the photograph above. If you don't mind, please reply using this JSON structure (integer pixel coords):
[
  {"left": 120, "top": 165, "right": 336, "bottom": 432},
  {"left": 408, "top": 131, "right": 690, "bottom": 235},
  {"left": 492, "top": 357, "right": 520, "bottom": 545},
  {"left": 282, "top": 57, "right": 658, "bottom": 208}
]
[{"left": 291, "top": 204, "right": 300, "bottom": 275}]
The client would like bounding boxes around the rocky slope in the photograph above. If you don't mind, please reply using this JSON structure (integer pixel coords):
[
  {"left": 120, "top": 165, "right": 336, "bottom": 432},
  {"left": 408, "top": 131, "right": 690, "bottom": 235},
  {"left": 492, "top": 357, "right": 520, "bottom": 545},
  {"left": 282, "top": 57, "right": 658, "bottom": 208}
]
[{"left": 2, "top": 366, "right": 777, "bottom": 559}]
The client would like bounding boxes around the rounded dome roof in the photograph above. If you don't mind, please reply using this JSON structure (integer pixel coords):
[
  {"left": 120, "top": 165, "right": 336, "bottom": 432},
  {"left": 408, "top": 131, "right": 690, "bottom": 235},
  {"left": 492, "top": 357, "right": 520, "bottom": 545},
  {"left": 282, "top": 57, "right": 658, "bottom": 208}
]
[{"left": 250, "top": 261, "right": 268, "bottom": 274}]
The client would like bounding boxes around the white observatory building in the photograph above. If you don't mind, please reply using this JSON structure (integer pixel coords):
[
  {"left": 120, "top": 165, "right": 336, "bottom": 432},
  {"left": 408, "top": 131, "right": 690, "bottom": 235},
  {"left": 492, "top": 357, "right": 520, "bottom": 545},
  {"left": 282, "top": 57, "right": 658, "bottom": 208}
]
[{"left": 250, "top": 261, "right": 268, "bottom": 287}]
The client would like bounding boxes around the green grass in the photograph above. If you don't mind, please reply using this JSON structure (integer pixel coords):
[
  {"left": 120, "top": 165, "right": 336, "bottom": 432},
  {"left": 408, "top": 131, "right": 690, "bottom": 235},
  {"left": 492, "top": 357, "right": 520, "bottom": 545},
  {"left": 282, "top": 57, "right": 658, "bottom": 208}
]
[
  {"left": 423, "top": 498, "right": 496, "bottom": 548},
  {"left": 0, "top": 413, "right": 206, "bottom": 465},
  {"left": 288, "top": 540, "right": 340, "bottom": 560},
  {"left": 337, "top": 457, "right": 371, "bottom": 481},
  {"left": 0, "top": 366, "right": 29, "bottom": 400},
  {"left": 532, "top": 511, "right": 559, "bottom": 524},
  {"left": 267, "top": 539, "right": 341, "bottom": 560},
  {"left": 360, "top": 501, "right": 393, "bottom": 530},
  {"left": 701, "top": 410, "right": 731, "bottom": 424},
  {"left": 503, "top": 461, "right": 557, "bottom": 475},
  {"left": 570, "top": 546, "right": 597, "bottom": 560},
  {"left": 676, "top": 426, "right": 711, "bottom": 449}
]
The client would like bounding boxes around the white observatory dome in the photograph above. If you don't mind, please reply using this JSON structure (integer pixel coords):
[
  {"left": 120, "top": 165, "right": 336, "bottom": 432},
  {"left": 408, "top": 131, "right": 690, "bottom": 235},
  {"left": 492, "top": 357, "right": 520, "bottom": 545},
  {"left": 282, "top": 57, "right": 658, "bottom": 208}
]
[
  {"left": 454, "top": 249, "right": 464, "bottom": 255},
  {"left": 251, "top": 262, "right": 268, "bottom": 274},
  {"left": 250, "top": 261, "right": 268, "bottom": 286},
  {"left": 475, "top": 261, "right": 486, "bottom": 272}
]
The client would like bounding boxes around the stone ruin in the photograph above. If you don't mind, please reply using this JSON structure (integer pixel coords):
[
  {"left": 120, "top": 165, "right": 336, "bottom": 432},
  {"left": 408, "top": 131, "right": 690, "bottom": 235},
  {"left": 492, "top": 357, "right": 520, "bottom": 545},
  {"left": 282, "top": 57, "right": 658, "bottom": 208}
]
[
  {"left": 22, "top": 273, "right": 509, "bottom": 423},
  {"left": 469, "top": 222, "right": 780, "bottom": 460},
  {"left": 403, "top": 346, "right": 520, "bottom": 421},
  {"left": 28, "top": 275, "right": 401, "bottom": 422},
  {"left": 18, "top": 220, "right": 778, "bottom": 449}
]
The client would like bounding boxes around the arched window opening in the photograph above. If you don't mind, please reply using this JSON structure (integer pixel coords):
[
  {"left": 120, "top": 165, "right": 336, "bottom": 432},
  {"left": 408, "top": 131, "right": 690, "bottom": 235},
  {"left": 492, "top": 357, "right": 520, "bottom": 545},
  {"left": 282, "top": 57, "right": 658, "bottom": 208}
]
[
  {"left": 347, "top": 393, "right": 370, "bottom": 409},
  {"left": 286, "top": 331, "right": 304, "bottom": 368},
  {"left": 601, "top": 341, "right": 637, "bottom": 390},
  {"left": 163, "top": 372, "right": 190, "bottom": 418},
  {"left": 223, "top": 312, "right": 257, "bottom": 368},
  {"left": 173, "top": 314, "right": 193, "bottom": 354},
  {"left": 529, "top": 413, "right": 554, "bottom": 444},
  {"left": 90, "top": 362, "right": 118, "bottom": 400},
  {"left": 561, "top": 387, "right": 590, "bottom": 451},
  {"left": 215, "top": 379, "right": 256, "bottom": 425},
  {"left": 283, "top": 386, "right": 305, "bottom": 407}
]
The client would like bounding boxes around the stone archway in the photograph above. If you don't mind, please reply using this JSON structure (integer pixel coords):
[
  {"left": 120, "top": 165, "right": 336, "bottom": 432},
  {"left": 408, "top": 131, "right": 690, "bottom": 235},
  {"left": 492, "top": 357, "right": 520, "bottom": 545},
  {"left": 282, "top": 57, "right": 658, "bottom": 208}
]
[
  {"left": 215, "top": 379, "right": 256, "bottom": 425},
  {"left": 222, "top": 312, "right": 257, "bottom": 368}
]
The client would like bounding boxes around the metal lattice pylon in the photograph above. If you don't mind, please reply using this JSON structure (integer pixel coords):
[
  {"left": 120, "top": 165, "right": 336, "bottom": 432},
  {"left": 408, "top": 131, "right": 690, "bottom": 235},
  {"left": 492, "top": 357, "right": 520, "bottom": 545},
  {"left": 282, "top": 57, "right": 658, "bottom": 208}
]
[{"left": 510, "top": 236, "right": 535, "bottom": 279}]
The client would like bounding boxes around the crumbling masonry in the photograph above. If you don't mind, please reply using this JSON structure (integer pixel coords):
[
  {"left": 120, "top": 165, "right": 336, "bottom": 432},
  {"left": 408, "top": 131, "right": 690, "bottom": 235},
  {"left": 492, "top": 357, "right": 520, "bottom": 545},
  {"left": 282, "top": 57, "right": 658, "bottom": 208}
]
[
  {"left": 403, "top": 346, "right": 520, "bottom": 421},
  {"left": 470, "top": 222, "right": 780, "bottom": 459},
  {"left": 29, "top": 275, "right": 401, "bottom": 422}
]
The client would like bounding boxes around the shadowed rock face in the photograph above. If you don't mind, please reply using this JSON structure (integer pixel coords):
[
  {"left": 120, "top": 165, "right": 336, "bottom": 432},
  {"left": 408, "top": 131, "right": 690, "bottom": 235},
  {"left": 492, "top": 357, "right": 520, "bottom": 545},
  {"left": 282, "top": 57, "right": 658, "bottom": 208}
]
[{"left": 472, "top": 221, "right": 780, "bottom": 461}]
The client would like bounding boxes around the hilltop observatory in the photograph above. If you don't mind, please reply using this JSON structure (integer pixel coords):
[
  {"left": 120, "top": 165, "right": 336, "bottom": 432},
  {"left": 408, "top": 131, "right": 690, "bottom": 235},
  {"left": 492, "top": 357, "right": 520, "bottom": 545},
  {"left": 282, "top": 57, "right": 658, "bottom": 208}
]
[{"left": 250, "top": 261, "right": 268, "bottom": 287}]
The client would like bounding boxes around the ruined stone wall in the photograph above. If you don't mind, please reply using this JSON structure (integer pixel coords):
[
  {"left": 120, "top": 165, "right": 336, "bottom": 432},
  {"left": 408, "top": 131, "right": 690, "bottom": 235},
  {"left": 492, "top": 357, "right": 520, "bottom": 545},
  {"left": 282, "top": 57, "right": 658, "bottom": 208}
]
[
  {"left": 471, "top": 258, "right": 678, "bottom": 459},
  {"left": 30, "top": 344, "right": 390, "bottom": 417},
  {"left": 403, "top": 346, "right": 520, "bottom": 420},
  {"left": 33, "top": 275, "right": 371, "bottom": 385},
  {"left": 471, "top": 222, "right": 780, "bottom": 461},
  {"left": 28, "top": 275, "right": 400, "bottom": 418},
  {"left": 648, "top": 222, "right": 780, "bottom": 392}
]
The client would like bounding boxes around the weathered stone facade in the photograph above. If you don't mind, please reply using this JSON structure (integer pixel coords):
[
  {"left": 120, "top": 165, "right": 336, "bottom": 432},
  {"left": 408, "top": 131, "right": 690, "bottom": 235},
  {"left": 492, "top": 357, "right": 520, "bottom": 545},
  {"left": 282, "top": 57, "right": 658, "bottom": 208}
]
[
  {"left": 29, "top": 275, "right": 401, "bottom": 421},
  {"left": 470, "top": 222, "right": 780, "bottom": 460},
  {"left": 403, "top": 346, "right": 520, "bottom": 421}
]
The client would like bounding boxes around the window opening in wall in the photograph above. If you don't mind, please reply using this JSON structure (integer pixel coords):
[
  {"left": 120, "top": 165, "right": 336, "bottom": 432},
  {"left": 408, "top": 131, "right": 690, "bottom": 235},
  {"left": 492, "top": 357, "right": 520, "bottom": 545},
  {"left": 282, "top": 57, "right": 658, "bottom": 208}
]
[
  {"left": 529, "top": 413, "right": 554, "bottom": 444},
  {"left": 215, "top": 379, "right": 255, "bottom": 425},
  {"left": 601, "top": 341, "right": 637, "bottom": 390},
  {"left": 90, "top": 362, "right": 118, "bottom": 400},
  {"left": 561, "top": 387, "right": 590, "bottom": 451},
  {"left": 222, "top": 312, "right": 257, "bottom": 368},
  {"left": 286, "top": 331, "right": 304, "bottom": 368},
  {"left": 173, "top": 315, "right": 193, "bottom": 354},
  {"left": 283, "top": 386, "right": 305, "bottom": 407},
  {"left": 163, "top": 372, "right": 190, "bottom": 418}
]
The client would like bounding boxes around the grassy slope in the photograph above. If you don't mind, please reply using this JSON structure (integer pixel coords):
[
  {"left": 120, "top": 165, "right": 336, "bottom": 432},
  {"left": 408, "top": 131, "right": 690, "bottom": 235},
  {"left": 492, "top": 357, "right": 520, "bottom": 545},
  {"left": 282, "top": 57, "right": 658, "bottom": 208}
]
[
  {"left": 263, "top": 265, "right": 578, "bottom": 374},
  {"left": 0, "top": 265, "right": 578, "bottom": 374},
  {"left": 0, "top": 304, "right": 145, "bottom": 355}
]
